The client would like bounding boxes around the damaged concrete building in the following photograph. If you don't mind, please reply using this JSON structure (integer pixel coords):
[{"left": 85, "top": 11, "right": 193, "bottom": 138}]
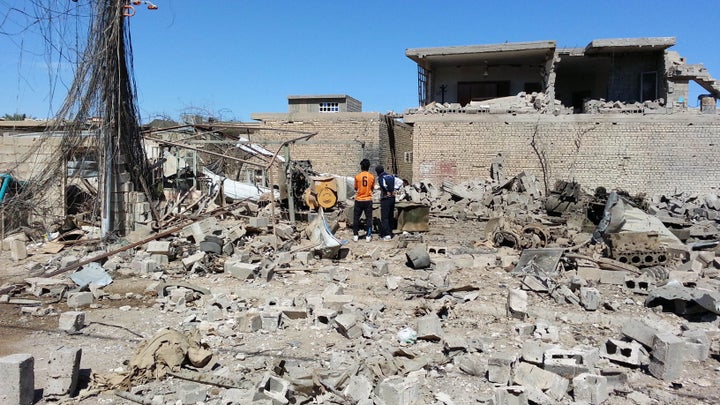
[{"left": 403, "top": 37, "right": 720, "bottom": 195}]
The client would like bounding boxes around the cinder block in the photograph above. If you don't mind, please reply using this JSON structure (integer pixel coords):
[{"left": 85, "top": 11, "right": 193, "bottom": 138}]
[
  {"left": 577, "top": 266, "right": 601, "bottom": 282},
  {"left": 416, "top": 315, "right": 443, "bottom": 341},
  {"left": 579, "top": 287, "right": 600, "bottom": 311},
  {"left": 249, "top": 216, "right": 270, "bottom": 228},
  {"left": 599, "top": 269, "right": 627, "bottom": 285},
  {"left": 494, "top": 385, "right": 528, "bottom": 405},
  {"left": 682, "top": 330, "right": 710, "bottom": 362},
  {"left": 507, "top": 288, "right": 528, "bottom": 320},
  {"left": 255, "top": 373, "right": 290, "bottom": 403},
  {"left": 58, "top": 311, "right": 85, "bottom": 333},
  {"left": 0, "top": 353, "right": 34, "bottom": 405},
  {"left": 66, "top": 292, "right": 93, "bottom": 309},
  {"left": 225, "top": 261, "right": 258, "bottom": 280},
  {"left": 572, "top": 373, "right": 608, "bottom": 404},
  {"left": 544, "top": 347, "right": 599, "bottom": 378},
  {"left": 9, "top": 239, "right": 27, "bottom": 261},
  {"left": 621, "top": 319, "right": 660, "bottom": 348},
  {"left": 260, "top": 310, "right": 281, "bottom": 331},
  {"left": 145, "top": 241, "right": 172, "bottom": 255},
  {"left": 374, "top": 375, "right": 421, "bottom": 405},
  {"left": 335, "top": 313, "right": 362, "bottom": 339},
  {"left": 648, "top": 332, "right": 685, "bottom": 380},
  {"left": 600, "top": 338, "right": 649, "bottom": 366},
  {"left": 513, "top": 362, "right": 568, "bottom": 401},
  {"left": 487, "top": 352, "right": 516, "bottom": 385},
  {"left": 522, "top": 340, "right": 557, "bottom": 365},
  {"left": 45, "top": 347, "right": 81, "bottom": 397},
  {"left": 236, "top": 312, "right": 262, "bottom": 332}
]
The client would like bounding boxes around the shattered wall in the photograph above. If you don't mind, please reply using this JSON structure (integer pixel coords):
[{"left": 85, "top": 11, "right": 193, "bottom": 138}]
[
  {"left": 407, "top": 113, "right": 720, "bottom": 195},
  {"left": 249, "top": 112, "right": 413, "bottom": 180}
]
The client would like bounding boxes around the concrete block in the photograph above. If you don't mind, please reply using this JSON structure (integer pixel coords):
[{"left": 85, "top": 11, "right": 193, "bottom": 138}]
[
  {"left": 335, "top": 313, "right": 362, "bottom": 339},
  {"left": 576, "top": 266, "right": 601, "bottom": 282},
  {"left": 599, "top": 269, "right": 627, "bottom": 285},
  {"left": 146, "top": 241, "right": 172, "bottom": 255},
  {"left": 543, "top": 347, "right": 599, "bottom": 378},
  {"left": 572, "top": 373, "right": 608, "bottom": 404},
  {"left": 682, "top": 330, "right": 710, "bottom": 362},
  {"left": 260, "top": 310, "right": 281, "bottom": 331},
  {"left": 621, "top": 319, "right": 660, "bottom": 348},
  {"left": 600, "top": 338, "right": 649, "bottom": 366},
  {"left": 513, "top": 362, "right": 568, "bottom": 401},
  {"left": 2, "top": 233, "right": 27, "bottom": 251},
  {"left": 66, "top": 292, "right": 93, "bottom": 309},
  {"left": 507, "top": 288, "right": 528, "bottom": 320},
  {"left": 0, "top": 353, "right": 34, "bottom": 405},
  {"left": 374, "top": 374, "right": 422, "bottom": 405},
  {"left": 178, "top": 382, "right": 208, "bottom": 404},
  {"left": 150, "top": 254, "right": 169, "bottom": 266},
  {"left": 182, "top": 251, "right": 205, "bottom": 270},
  {"left": 371, "top": 259, "right": 389, "bottom": 276},
  {"left": 579, "top": 287, "right": 600, "bottom": 311},
  {"left": 494, "top": 385, "right": 528, "bottom": 405},
  {"left": 225, "top": 261, "right": 258, "bottom": 280},
  {"left": 522, "top": 340, "right": 557, "bottom": 365},
  {"left": 416, "top": 315, "right": 443, "bottom": 341},
  {"left": 236, "top": 312, "right": 262, "bottom": 332},
  {"left": 274, "top": 223, "right": 295, "bottom": 240},
  {"left": 648, "top": 332, "right": 685, "bottom": 380},
  {"left": 255, "top": 373, "right": 290, "bottom": 403},
  {"left": 45, "top": 347, "right": 81, "bottom": 397},
  {"left": 343, "top": 374, "right": 373, "bottom": 402},
  {"left": 323, "top": 294, "right": 354, "bottom": 312},
  {"left": 487, "top": 352, "right": 516, "bottom": 384},
  {"left": 249, "top": 216, "right": 270, "bottom": 228},
  {"left": 58, "top": 311, "right": 85, "bottom": 333},
  {"left": 296, "top": 251, "right": 311, "bottom": 265},
  {"left": 9, "top": 239, "right": 27, "bottom": 261}
]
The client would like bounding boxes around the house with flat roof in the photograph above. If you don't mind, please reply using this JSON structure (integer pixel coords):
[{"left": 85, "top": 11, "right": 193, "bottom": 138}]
[{"left": 405, "top": 37, "right": 719, "bottom": 113}]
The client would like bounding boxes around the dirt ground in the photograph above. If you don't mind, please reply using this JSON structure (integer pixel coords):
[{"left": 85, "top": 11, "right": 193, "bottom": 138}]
[{"left": 0, "top": 213, "right": 719, "bottom": 404}]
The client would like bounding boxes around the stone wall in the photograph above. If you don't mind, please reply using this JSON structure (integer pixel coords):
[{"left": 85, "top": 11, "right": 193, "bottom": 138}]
[{"left": 406, "top": 113, "right": 720, "bottom": 196}]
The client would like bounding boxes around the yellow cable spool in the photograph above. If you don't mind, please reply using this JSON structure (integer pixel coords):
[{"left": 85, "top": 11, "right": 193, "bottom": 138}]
[{"left": 316, "top": 186, "right": 337, "bottom": 209}]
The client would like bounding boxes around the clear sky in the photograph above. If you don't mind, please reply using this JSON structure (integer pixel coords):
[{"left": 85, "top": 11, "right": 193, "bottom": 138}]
[{"left": 1, "top": 0, "right": 719, "bottom": 122}]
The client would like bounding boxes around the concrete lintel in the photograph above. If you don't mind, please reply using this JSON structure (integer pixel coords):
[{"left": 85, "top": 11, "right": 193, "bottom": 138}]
[{"left": 585, "top": 37, "right": 676, "bottom": 54}]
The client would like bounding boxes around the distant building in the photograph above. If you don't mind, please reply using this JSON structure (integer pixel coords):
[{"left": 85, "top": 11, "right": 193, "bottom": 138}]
[{"left": 287, "top": 94, "right": 362, "bottom": 114}]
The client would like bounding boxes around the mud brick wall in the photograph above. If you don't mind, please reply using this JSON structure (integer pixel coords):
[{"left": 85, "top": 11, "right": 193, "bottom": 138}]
[
  {"left": 250, "top": 113, "right": 412, "bottom": 179},
  {"left": 408, "top": 113, "right": 720, "bottom": 196}
]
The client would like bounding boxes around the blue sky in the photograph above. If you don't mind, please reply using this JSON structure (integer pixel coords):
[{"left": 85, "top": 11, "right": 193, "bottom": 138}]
[{"left": 1, "top": 1, "right": 719, "bottom": 122}]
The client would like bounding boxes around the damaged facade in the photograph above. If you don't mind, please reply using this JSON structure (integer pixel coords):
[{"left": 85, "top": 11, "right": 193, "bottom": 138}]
[{"left": 403, "top": 37, "right": 720, "bottom": 195}]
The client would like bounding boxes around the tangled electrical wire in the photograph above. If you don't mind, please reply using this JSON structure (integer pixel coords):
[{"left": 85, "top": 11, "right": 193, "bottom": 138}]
[{"left": 0, "top": 0, "right": 154, "bottom": 234}]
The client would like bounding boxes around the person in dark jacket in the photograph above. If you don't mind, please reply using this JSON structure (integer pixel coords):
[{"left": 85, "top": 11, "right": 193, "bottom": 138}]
[{"left": 375, "top": 165, "right": 395, "bottom": 240}]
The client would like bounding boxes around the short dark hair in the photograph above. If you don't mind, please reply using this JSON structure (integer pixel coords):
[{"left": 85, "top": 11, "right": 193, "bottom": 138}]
[
  {"left": 375, "top": 165, "right": 384, "bottom": 175},
  {"left": 360, "top": 158, "right": 370, "bottom": 171}
]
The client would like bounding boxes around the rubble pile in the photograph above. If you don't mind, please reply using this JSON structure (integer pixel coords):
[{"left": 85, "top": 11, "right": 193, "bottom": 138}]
[
  {"left": 583, "top": 98, "right": 667, "bottom": 114},
  {"left": 1, "top": 176, "right": 720, "bottom": 404},
  {"left": 405, "top": 92, "right": 572, "bottom": 116}
]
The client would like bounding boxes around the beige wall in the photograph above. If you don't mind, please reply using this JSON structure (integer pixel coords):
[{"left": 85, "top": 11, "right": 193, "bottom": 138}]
[
  {"left": 249, "top": 112, "right": 412, "bottom": 180},
  {"left": 406, "top": 113, "right": 720, "bottom": 196}
]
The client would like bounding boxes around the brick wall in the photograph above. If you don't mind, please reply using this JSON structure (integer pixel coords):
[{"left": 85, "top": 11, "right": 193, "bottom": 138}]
[
  {"left": 406, "top": 113, "right": 720, "bottom": 196},
  {"left": 250, "top": 112, "right": 412, "bottom": 179}
]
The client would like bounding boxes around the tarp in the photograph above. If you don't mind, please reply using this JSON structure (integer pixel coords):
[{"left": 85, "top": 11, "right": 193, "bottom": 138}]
[
  {"left": 305, "top": 208, "right": 345, "bottom": 258},
  {"left": 202, "top": 168, "right": 278, "bottom": 202}
]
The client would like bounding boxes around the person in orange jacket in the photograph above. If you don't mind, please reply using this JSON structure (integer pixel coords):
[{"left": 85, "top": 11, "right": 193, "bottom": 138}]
[{"left": 353, "top": 158, "right": 375, "bottom": 242}]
